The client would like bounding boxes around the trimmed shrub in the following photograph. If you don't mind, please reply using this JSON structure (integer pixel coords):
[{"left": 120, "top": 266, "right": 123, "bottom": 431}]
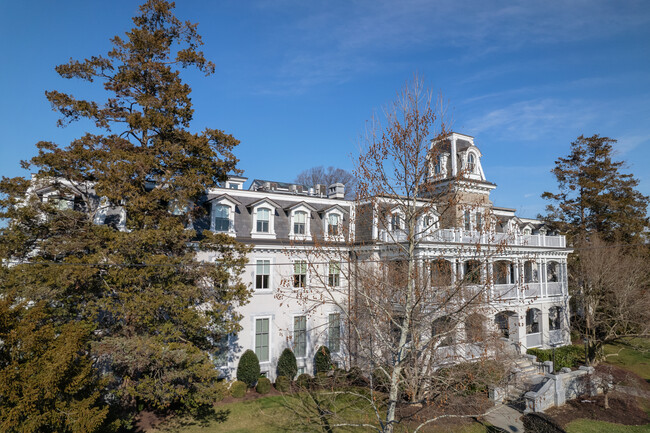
[
  {"left": 230, "top": 380, "right": 247, "bottom": 398},
  {"left": 277, "top": 348, "right": 298, "bottom": 379},
  {"left": 314, "top": 345, "right": 332, "bottom": 373},
  {"left": 314, "top": 371, "right": 330, "bottom": 388},
  {"left": 256, "top": 377, "right": 272, "bottom": 394},
  {"left": 237, "top": 349, "right": 261, "bottom": 387},
  {"left": 346, "top": 367, "right": 369, "bottom": 387},
  {"left": 527, "top": 345, "right": 584, "bottom": 370},
  {"left": 296, "top": 373, "right": 312, "bottom": 389},
  {"left": 372, "top": 367, "right": 391, "bottom": 392},
  {"left": 275, "top": 375, "right": 291, "bottom": 392}
]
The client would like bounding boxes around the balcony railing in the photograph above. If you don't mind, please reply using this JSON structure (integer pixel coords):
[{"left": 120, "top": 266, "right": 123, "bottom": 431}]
[
  {"left": 493, "top": 283, "right": 518, "bottom": 300},
  {"left": 526, "top": 332, "right": 542, "bottom": 348},
  {"left": 378, "top": 228, "right": 566, "bottom": 248},
  {"left": 546, "top": 282, "right": 563, "bottom": 297}
]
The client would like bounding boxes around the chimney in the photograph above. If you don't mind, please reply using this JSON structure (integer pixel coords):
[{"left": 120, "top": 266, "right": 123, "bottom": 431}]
[
  {"left": 315, "top": 184, "right": 327, "bottom": 196},
  {"left": 327, "top": 183, "right": 345, "bottom": 199}
]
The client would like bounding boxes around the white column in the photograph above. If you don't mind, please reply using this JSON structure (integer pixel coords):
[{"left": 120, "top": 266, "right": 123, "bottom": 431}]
[{"left": 451, "top": 135, "right": 458, "bottom": 176}]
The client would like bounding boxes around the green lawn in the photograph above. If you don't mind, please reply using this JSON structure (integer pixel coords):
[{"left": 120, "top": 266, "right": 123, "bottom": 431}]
[
  {"left": 565, "top": 419, "right": 650, "bottom": 433},
  {"left": 149, "top": 394, "right": 491, "bottom": 433},
  {"left": 603, "top": 338, "right": 650, "bottom": 381}
]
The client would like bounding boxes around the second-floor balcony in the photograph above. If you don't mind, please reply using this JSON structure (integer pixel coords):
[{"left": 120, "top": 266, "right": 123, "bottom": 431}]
[{"left": 378, "top": 228, "right": 566, "bottom": 248}]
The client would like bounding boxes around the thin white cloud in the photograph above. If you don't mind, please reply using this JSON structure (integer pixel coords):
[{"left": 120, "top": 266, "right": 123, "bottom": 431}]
[
  {"left": 466, "top": 98, "right": 597, "bottom": 141},
  {"left": 250, "top": 0, "right": 650, "bottom": 92}
]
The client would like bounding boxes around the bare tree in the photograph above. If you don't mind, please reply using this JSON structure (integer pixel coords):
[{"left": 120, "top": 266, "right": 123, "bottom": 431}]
[
  {"left": 295, "top": 166, "right": 357, "bottom": 199},
  {"left": 571, "top": 234, "right": 650, "bottom": 365},
  {"left": 277, "top": 78, "right": 513, "bottom": 432}
]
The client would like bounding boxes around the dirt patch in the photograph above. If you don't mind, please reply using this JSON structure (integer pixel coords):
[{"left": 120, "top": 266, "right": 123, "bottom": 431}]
[
  {"left": 397, "top": 394, "right": 493, "bottom": 431},
  {"left": 600, "top": 363, "right": 650, "bottom": 391},
  {"left": 546, "top": 391, "right": 650, "bottom": 427},
  {"left": 217, "top": 386, "right": 282, "bottom": 405}
]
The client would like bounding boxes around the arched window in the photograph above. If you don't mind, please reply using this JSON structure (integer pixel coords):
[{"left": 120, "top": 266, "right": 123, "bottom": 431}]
[
  {"left": 526, "top": 308, "right": 541, "bottom": 334},
  {"left": 327, "top": 213, "right": 341, "bottom": 236},
  {"left": 495, "top": 311, "right": 516, "bottom": 338},
  {"left": 467, "top": 153, "right": 476, "bottom": 172},
  {"left": 465, "top": 313, "right": 486, "bottom": 343},
  {"left": 432, "top": 316, "right": 456, "bottom": 347},
  {"left": 213, "top": 204, "right": 230, "bottom": 232},
  {"left": 293, "top": 211, "right": 307, "bottom": 235},
  {"left": 391, "top": 213, "right": 402, "bottom": 231},
  {"left": 547, "top": 261, "right": 559, "bottom": 283},
  {"left": 494, "top": 260, "right": 514, "bottom": 285},
  {"left": 256, "top": 208, "right": 270, "bottom": 233},
  {"left": 464, "top": 260, "right": 482, "bottom": 284},
  {"left": 549, "top": 306, "right": 562, "bottom": 331},
  {"left": 430, "top": 259, "right": 452, "bottom": 287},
  {"left": 524, "top": 260, "right": 538, "bottom": 283}
]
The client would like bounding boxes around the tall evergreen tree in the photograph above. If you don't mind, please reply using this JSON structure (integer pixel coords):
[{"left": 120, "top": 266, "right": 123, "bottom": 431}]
[
  {"left": 0, "top": 1, "right": 250, "bottom": 430},
  {"left": 542, "top": 134, "right": 649, "bottom": 243}
]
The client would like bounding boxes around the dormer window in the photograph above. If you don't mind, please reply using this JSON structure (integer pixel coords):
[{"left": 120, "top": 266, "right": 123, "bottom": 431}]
[
  {"left": 467, "top": 153, "right": 476, "bottom": 173},
  {"left": 328, "top": 213, "right": 340, "bottom": 236},
  {"left": 213, "top": 204, "right": 230, "bottom": 232},
  {"left": 249, "top": 198, "right": 279, "bottom": 239},
  {"left": 256, "top": 208, "right": 270, "bottom": 233},
  {"left": 321, "top": 206, "right": 346, "bottom": 241},
  {"left": 209, "top": 195, "right": 239, "bottom": 235},
  {"left": 391, "top": 214, "right": 402, "bottom": 231},
  {"left": 287, "top": 203, "right": 315, "bottom": 241},
  {"left": 294, "top": 211, "right": 306, "bottom": 235}
]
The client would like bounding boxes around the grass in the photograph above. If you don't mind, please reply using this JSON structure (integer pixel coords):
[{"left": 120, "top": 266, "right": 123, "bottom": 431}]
[
  {"left": 565, "top": 419, "right": 650, "bottom": 433},
  {"left": 603, "top": 338, "right": 650, "bottom": 381},
  {"left": 149, "top": 394, "right": 492, "bottom": 433}
]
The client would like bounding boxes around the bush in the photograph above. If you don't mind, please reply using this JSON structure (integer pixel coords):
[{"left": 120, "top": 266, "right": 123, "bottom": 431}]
[
  {"left": 277, "top": 348, "right": 298, "bottom": 379},
  {"left": 296, "top": 373, "right": 312, "bottom": 389},
  {"left": 275, "top": 375, "right": 290, "bottom": 392},
  {"left": 346, "top": 367, "right": 369, "bottom": 387},
  {"left": 256, "top": 377, "right": 271, "bottom": 394},
  {"left": 314, "top": 345, "right": 332, "bottom": 373},
  {"left": 236, "top": 349, "right": 261, "bottom": 387},
  {"left": 314, "top": 371, "right": 330, "bottom": 388},
  {"left": 527, "top": 345, "right": 584, "bottom": 370},
  {"left": 230, "top": 380, "right": 247, "bottom": 398},
  {"left": 372, "top": 367, "right": 391, "bottom": 392}
]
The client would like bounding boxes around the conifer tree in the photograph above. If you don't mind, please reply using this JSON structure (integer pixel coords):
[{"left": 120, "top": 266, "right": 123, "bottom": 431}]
[
  {"left": 542, "top": 134, "right": 649, "bottom": 243},
  {"left": 0, "top": 1, "right": 250, "bottom": 429}
]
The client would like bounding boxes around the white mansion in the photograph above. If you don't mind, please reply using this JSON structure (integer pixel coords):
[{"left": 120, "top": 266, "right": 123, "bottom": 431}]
[{"left": 200, "top": 132, "right": 572, "bottom": 379}]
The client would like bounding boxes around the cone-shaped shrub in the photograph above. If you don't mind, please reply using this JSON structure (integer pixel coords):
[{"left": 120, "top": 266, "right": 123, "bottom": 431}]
[
  {"left": 256, "top": 377, "right": 272, "bottom": 394},
  {"left": 236, "top": 349, "right": 260, "bottom": 388},
  {"left": 277, "top": 348, "right": 298, "bottom": 379},
  {"left": 314, "top": 345, "right": 332, "bottom": 373}
]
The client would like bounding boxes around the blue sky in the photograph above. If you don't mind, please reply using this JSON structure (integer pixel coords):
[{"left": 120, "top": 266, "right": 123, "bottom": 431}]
[{"left": 1, "top": 0, "right": 649, "bottom": 217}]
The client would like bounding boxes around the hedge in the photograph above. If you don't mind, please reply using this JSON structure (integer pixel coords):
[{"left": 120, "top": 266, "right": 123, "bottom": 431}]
[{"left": 527, "top": 345, "right": 584, "bottom": 370}]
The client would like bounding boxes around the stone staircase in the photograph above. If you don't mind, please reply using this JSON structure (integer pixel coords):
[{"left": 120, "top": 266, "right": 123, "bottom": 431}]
[{"left": 506, "top": 355, "right": 549, "bottom": 410}]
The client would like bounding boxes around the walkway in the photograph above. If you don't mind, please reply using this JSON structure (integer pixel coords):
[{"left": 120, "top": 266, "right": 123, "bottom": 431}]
[{"left": 483, "top": 403, "right": 524, "bottom": 433}]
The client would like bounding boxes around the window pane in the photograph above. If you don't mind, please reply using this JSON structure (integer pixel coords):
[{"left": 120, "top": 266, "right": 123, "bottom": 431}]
[
  {"left": 256, "top": 260, "right": 270, "bottom": 289},
  {"left": 257, "top": 208, "right": 270, "bottom": 233},
  {"left": 329, "top": 262, "right": 340, "bottom": 286},
  {"left": 255, "top": 318, "right": 269, "bottom": 362},
  {"left": 294, "top": 316, "right": 306, "bottom": 357},
  {"left": 329, "top": 313, "right": 340, "bottom": 352}
]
